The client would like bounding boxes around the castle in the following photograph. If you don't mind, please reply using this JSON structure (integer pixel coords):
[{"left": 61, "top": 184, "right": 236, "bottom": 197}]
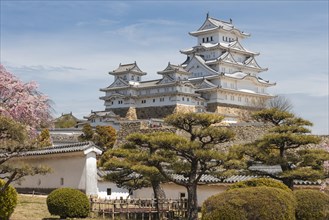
[{"left": 87, "top": 15, "right": 275, "bottom": 123}]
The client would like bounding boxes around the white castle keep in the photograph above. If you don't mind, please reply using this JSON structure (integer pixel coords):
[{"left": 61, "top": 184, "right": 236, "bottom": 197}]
[{"left": 95, "top": 15, "right": 275, "bottom": 122}]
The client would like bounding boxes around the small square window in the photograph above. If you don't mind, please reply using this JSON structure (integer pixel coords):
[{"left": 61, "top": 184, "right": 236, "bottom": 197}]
[
  {"left": 180, "top": 192, "right": 186, "bottom": 198},
  {"left": 107, "top": 188, "right": 112, "bottom": 195}
]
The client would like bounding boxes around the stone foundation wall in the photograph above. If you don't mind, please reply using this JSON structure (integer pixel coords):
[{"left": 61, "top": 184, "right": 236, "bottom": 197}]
[
  {"left": 136, "top": 105, "right": 177, "bottom": 119},
  {"left": 207, "top": 103, "right": 259, "bottom": 121},
  {"left": 116, "top": 121, "right": 272, "bottom": 147},
  {"left": 173, "top": 104, "right": 196, "bottom": 114},
  {"left": 109, "top": 108, "right": 130, "bottom": 118},
  {"left": 116, "top": 121, "right": 328, "bottom": 149},
  {"left": 125, "top": 107, "right": 137, "bottom": 120},
  {"left": 116, "top": 121, "right": 176, "bottom": 146}
]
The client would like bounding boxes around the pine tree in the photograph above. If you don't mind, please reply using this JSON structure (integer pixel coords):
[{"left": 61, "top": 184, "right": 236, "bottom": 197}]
[
  {"left": 0, "top": 116, "right": 50, "bottom": 193},
  {"left": 242, "top": 108, "right": 329, "bottom": 188},
  {"left": 36, "top": 128, "right": 52, "bottom": 147},
  {"left": 101, "top": 135, "right": 166, "bottom": 220},
  {"left": 120, "top": 113, "right": 235, "bottom": 220},
  {"left": 79, "top": 124, "right": 94, "bottom": 141}
]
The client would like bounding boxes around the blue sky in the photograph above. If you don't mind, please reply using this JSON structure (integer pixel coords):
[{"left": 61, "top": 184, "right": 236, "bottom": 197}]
[{"left": 1, "top": 1, "right": 328, "bottom": 134}]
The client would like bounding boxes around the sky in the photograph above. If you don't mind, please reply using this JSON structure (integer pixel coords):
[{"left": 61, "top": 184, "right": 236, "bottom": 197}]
[{"left": 0, "top": 1, "right": 328, "bottom": 134}]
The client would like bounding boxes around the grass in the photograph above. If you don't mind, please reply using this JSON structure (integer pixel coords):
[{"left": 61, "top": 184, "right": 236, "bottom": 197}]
[{"left": 11, "top": 194, "right": 103, "bottom": 220}]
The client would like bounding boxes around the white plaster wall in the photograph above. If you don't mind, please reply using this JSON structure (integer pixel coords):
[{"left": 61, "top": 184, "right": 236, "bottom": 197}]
[
  {"left": 85, "top": 152, "right": 98, "bottom": 195},
  {"left": 98, "top": 181, "right": 130, "bottom": 200},
  {"left": 133, "top": 183, "right": 227, "bottom": 206},
  {"left": 11, "top": 152, "right": 86, "bottom": 190},
  {"left": 237, "top": 80, "right": 257, "bottom": 92}
]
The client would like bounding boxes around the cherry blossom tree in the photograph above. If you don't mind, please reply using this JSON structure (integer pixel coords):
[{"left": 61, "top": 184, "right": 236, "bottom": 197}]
[
  {"left": 0, "top": 64, "right": 53, "bottom": 193},
  {"left": 0, "top": 64, "right": 53, "bottom": 131}
]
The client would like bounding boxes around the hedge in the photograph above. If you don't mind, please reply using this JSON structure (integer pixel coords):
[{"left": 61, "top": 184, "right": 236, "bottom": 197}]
[
  {"left": 47, "top": 188, "right": 90, "bottom": 219},
  {"left": 294, "top": 189, "right": 329, "bottom": 220},
  {"left": 202, "top": 186, "right": 296, "bottom": 220},
  {"left": 228, "top": 177, "right": 291, "bottom": 192},
  {"left": 0, "top": 179, "right": 18, "bottom": 220}
]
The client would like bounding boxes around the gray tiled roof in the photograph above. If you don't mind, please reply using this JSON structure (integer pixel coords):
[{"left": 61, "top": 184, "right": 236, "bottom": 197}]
[
  {"left": 171, "top": 174, "right": 222, "bottom": 183},
  {"left": 249, "top": 164, "right": 282, "bottom": 174},
  {"left": 20, "top": 141, "right": 101, "bottom": 156},
  {"left": 223, "top": 175, "right": 257, "bottom": 183},
  {"left": 97, "top": 168, "right": 321, "bottom": 186}
]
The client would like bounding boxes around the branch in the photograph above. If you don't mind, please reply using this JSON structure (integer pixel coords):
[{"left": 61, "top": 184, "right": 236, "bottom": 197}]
[{"left": 0, "top": 170, "right": 17, "bottom": 194}]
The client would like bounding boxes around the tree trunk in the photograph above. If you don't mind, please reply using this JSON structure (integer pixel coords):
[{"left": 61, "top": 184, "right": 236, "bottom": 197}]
[
  {"left": 186, "top": 184, "right": 198, "bottom": 220},
  {"left": 0, "top": 171, "right": 17, "bottom": 194},
  {"left": 151, "top": 180, "right": 166, "bottom": 220},
  {"left": 282, "top": 178, "right": 294, "bottom": 189}
]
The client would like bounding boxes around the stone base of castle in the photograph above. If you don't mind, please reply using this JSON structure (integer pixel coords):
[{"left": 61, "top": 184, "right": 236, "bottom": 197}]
[
  {"left": 109, "top": 103, "right": 257, "bottom": 121},
  {"left": 109, "top": 105, "right": 195, "bottom": 120},
  {"left": 207, "top": 103, "right": 259, "bottom": 121}
]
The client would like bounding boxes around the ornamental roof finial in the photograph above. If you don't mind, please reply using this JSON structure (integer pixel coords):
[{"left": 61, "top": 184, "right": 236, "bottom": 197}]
[
  {"left": 206, "top": 12, "right": 209, "bottom": 19},
  {"left": 230, "top": 18, "right": 232, "bottom": 24}
]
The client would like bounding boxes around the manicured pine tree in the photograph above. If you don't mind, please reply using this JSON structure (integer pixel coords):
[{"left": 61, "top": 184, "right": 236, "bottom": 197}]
[
  {"left": 101, "top": 135, "right": 166, "bottom": 220},
  {"left": 243, "top": 108, "right": 329, "bottom": 188},
  {"left": 122, "top": 113, "right": 235, "bottom": 220}
]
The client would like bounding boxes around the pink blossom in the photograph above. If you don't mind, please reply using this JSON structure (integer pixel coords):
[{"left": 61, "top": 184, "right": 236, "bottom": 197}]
[{"left": 0, "top": 64, "right": 53, "bottom": 131}]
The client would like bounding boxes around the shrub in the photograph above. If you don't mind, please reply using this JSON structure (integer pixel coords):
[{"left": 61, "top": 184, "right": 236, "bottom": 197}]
[
  {"left": 202, "top": 186, "right": 296, "bottom": 220},
  {"left": 294, "top": 189, "right": 329, "bottom": 220},
  {"left": 229, "top": 177, "right": 291, "bottom": 192},
  {"left": 47, "top": 188, "right": 90, "bottom": 219},
  {"left": 0, "top": 179, "right": 18, "bottom": 220}
]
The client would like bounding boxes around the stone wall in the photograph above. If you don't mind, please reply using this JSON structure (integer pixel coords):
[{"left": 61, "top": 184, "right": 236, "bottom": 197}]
[
  {"left": 173, "top": 104, "right": 196, "bottom": 114},
  {"left": 109, "top": 104, "right": 255, "bottom": 122},
  {"left": 110, "top": 108, "right": 130, "bottom": 118},
  {"left": 116, "top": 121, "right": 328, "bottom": 149},
  {"left": 207, "top": 103, "right": 259, "bottom": 121},
  {"left": 136, "top": 105, "right": 177, "bottom": 119},
  {"left": 115, "top": 121, "right": 271, "bottom": 147}
]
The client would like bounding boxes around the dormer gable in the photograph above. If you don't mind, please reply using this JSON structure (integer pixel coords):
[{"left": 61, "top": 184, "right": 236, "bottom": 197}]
[
  {"left": 197, "top": 79, "right": 217, "bottom": 89},
  {"left": 107, "top": 77, "right": 129, "bottom": 89},
  {"left": 219, "top": 51, "right": 237, "bottom": 64},
  {"left": 244, "top": 57, "right": 262, "bottom": 69},
  {"left": 198, "top": 19, "right": 218, "bottom": 31},
  {"left": 229, "top": 41, "right": 246, "bottom": 51},
  {"left": 157, "top": 75, "right": 175, "bottom": 85},
  {"left": 158, "top": 62, "right": 191, "bottom": 80},
  {"left": 158, "top": 62, "right": 190, "bottom": 75},
  {"left": 109, "top": 62, "right": 147, "bottom": 76},
  {"left": 186, "top": 55, "right": 219, "bottom": 77}
]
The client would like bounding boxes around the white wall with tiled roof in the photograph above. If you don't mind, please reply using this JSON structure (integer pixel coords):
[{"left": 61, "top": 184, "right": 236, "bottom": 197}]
[{"left": 9, "top": 142, "right": 102, "bottom": 195}]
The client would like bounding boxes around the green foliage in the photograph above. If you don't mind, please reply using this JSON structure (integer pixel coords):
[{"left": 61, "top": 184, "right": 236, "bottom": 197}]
[
  {"left": 294, "top": 189, "right": 329, "bottom": 220},
  {"left": 0, "top": 179, "right": 18, "bottom": 220},
  {"left": 79, "top": 124, "right": 116, "bottom": 150},
  {"left": 79, "top": 124, "right": 94, "bottom": 141},
  {"left": 93, "top": 126, "right": 116, "bottom": 150},
  {"left": 229, "top": 178, "right": 291, "bottom": 192},
  {"left": 46, "top": 188, "right": 90, "bottom": 219},
  {"left": 0, "top": 116, "right": 51, "bottom": 193},
  {"left": 54, "top": 114, "right": 78, "bottom": 128},
  {"left": 202, "top": 186, "right": 296, "bottom": 220},
  {"left": 240, "top": 108, "right": 328, "bottom": 188},
  {"left": 36, "top": 128, "right": 52, "bottom": 147},
  {"left": 152, "top": 113, "right": 235, "bottom": 220},
  {"left": 0, "top": 115, "right": 29, "bottom": 149}
]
